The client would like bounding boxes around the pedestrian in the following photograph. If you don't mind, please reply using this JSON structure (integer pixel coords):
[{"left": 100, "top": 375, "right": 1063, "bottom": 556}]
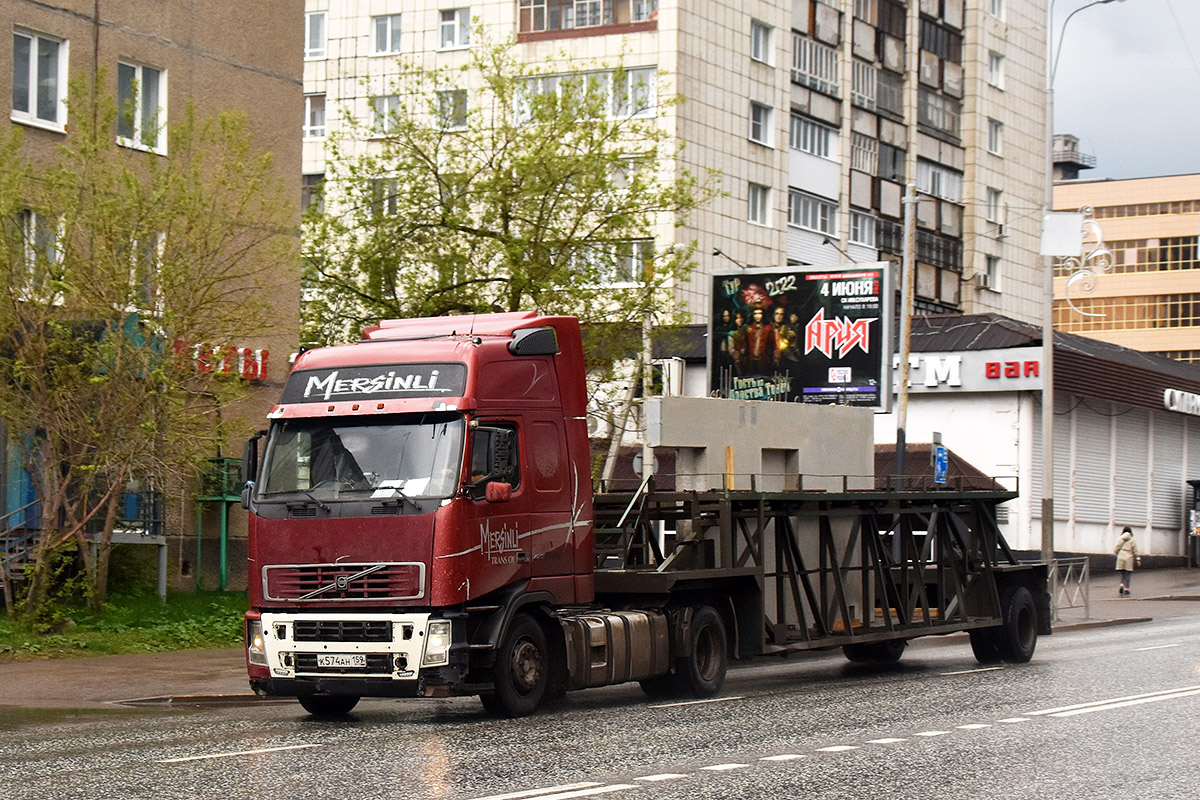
[{"left": 1114, "top": 526, "right": 1140, "bottom": 596}]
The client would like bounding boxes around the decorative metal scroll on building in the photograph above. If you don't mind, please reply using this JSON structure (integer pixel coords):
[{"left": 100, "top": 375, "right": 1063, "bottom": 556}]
[{"left": 1058, "top": 205, "right": 1113, "bottom": 317}]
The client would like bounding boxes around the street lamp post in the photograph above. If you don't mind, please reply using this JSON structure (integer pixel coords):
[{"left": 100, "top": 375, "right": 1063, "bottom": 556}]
[{"left": 1041, "top": 0, "right": 1127, "bottom": 564}]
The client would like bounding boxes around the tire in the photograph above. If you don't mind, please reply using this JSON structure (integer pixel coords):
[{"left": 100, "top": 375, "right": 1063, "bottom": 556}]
[
  {"left": 995, "top": 585, "right": 1038, "bottom": 663},
  {"left": 297, "top": 694, "right": 359, "bottom": 717},
  {"left": 481, "top": 613, "right": 549, "bottom": 717},
  {"left": 639, "top": 674, "right": 677, "bottom": 699},
  {"left": 673, "top": 605, "right": 728, "bottom": 697},
  {"left": 968, "top": 628, "right": 1003, "bottom": 665},
  {"left": 843, "top": 638, "right": 907, "bottom": 664}
]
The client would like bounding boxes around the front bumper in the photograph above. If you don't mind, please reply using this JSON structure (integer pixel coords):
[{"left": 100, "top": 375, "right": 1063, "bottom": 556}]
[{"left": 248, "top": 611, "right": 468, "bottom": 698}]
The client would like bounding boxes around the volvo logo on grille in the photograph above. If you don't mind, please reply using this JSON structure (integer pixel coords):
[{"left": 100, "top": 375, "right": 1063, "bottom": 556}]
[
  {"left": 295, "top": 563, "right": 388, "bottom": 600},
  {"left": 335, "top": 575, "right": 350, "bottom": 590}
]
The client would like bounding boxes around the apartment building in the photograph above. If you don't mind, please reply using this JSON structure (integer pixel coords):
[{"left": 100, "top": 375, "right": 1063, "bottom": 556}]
[
  {"left": 303, "top": 0, "right": 1049, "bottom": 327},
  {"left": 1053, "top": 173, "right": 1200, "bottom": 364},
  {"left": 2, "top": 1, "right": 303, "bottom": 592}
]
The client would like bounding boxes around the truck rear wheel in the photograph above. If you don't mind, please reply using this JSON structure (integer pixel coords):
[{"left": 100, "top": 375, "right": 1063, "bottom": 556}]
[
  {"left": 969, "top": 628, "right": 1003, "bottom": 664},
  {"left": 298, "top": 694, "right": 359, "bottom": 717},
  {"left": 995, "top": 585, "right": 1037, "bottom": 663},
  {"left": 481, "top": 613, "right": 548, "bottom": 717},
  {"left": 843, "top": 638, "right": 907, "bottom": 664},
  {"left": 674, "top": 605, "right": 728, "bottom": 697}
]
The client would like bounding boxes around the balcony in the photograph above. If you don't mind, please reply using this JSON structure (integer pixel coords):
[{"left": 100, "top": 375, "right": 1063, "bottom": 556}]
[
  {"left": 792, "top": 35, "right": 840, "bottom": 98},
  {"left": 518, "top": 0, "right": 657, "bottom": 41}
]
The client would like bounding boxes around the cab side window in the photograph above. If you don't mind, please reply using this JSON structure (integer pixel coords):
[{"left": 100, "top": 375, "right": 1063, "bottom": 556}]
[{"left": 470, "top": 423, "right": 520, "bottom": 498}]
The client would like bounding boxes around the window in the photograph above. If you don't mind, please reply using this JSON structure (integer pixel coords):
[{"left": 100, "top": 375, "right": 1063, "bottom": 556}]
[
  {"left": 373, "top": 95, "right": 399, "bottom": 134},
  {"left": 851, "top": 133, "right": 878, "bottom": 174},
  {"left": 748, "top": 183, "right": 770, "bottom": 225},
  {"left": 987, "top": 51, "right": 1004, "bottom": 88},
  {"left": 749, "top": 102, "right": 773, "bottom": 146},
  {"left": 437, "top": 89, "right": 468, "bottom": 129},
  {"left": 518, "top": 0, "right": 653, "bottom": 34},
  {"left": 877, "top": 71, "right": 904, "bottom": 116},
  {"left": 440, "top": 9, "right": 470, "bottom": 49},
  {"left": 986, "top": 187, "right": 1003, "bottom": 223},
  {"left": 373, "top": 14, "right": 402, "bottom": 54},
  {"left": 850, "top": 211, "right": 876, "bottom": 247},
  {"left": 117, "top": 62, "right": 165, "bottom": 152},
  {"left": 370, "top": 178, "right": 400, "bottom": 217},
  {"left": 987, "top": 118, "right": 1003, "bottom": 155},
  {"left": 575, "top": 239, "right": 653, "bottom": 286},
  {"left": 792, "top": 35, "right": 840, "bottom": 97},
  {"left": 854, "top": 0, "right": 877, "bottom": 23},
  {"left": 851, "top": 61, "right": 877, "bottom": 110},
  {"left": 878, "top": 143, "right": 905, "bottom": 182},
  {"left": 304, "top": 94, "right": 326, "bottom": 138},
  {"left": 305, "top": 12, "right": 327, "bottom": 60},
  {"left": 12, "top": 209, "right": 60, "bottom": 295},
  {"left": 302, "top": 174, "right": 325, "bottom": 214},
  {"left": 469, "top": 423, "right": 520, "bottom": 498},
  {"left": 789, "top": 114, "right": 836, "bottom": 159},
  {"left": 989, "top": 0, "right": 1005, "bottom": 19},
  {"left": 917, "top": 89, "right": 961, "bottom": 137},
  {"left": 916, "top": 159, "right": 963, "bottom": 202},
  {"left": 788, "top": 189, "right": 836, "bottom": 234},
  {"left": 751, "top": 20, "right": 772, "bottom": 64},
  {"left": 613, "top": 67, "right": 656, "bottom": 118},
  {"left": 985, "top": 255, "right": 1001, "bottom": 290},
  {"left": 12, "top": 30, "right": 67, "bottom": 129}
]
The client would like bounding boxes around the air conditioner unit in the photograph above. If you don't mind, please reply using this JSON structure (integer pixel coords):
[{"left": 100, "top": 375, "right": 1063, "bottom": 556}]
[{"left": 972, "top": 273, "right": 991, "bottom": 289}]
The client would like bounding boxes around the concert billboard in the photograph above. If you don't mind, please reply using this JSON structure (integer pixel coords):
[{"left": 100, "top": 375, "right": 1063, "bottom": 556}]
[{"left": 709, "top": 263, "right": 893, "bottom": 410}]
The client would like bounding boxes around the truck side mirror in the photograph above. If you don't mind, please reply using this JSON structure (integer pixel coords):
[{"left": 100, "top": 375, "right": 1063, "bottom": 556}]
[
  {"left": 241, "top": 429, "right": 267, "bottom": 509},
  {"left": 485, "top": 481, "right": 513, "bottom": 503}
]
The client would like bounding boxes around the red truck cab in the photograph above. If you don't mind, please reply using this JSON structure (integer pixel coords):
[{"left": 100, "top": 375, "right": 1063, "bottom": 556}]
[{"left": 244, "top": 312, "right": 595, "bottom": 715}]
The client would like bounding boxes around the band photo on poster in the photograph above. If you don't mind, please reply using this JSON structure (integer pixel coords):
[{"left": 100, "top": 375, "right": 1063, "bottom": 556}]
[{"left": 709, "top": 263, "right": 893, "bottom": 409}]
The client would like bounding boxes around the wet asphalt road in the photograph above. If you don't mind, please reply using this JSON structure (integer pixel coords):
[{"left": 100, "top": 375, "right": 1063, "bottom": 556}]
[{"left": 3, "top": 614, "right": 1199, "bottom": 800}]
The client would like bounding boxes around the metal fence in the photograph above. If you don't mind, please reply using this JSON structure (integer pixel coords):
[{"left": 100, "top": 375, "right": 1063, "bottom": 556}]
[{"left": 1050, "top": 556, "right": 1090, "bottom": 622}]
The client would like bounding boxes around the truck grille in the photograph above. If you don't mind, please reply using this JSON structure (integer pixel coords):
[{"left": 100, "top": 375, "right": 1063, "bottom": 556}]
[
  {"left": 293, "top": 620, "right": 395, "bottom": 642},
  {"left": 263, "top": 562, "right": 425, "bottom": 602},
  {"left": 294, "top": 653, "right": 392, "bottom": 674}
]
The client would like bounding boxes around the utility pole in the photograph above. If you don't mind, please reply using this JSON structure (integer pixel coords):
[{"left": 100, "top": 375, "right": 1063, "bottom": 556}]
[{"left": 895, "top": 183, "right": 918, "bottom": 491}]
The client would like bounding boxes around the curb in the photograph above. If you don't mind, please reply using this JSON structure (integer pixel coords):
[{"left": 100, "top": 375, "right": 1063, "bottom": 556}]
[{"left": 1051, "top": 616, "right": 1152, "bottom": 632}]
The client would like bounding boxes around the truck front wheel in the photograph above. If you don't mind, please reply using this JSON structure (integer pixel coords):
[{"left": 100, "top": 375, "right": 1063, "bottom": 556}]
[
  {"left": 298, "top": 694, "right": 359, "bottom": 717},
  {"left": 481, "top": 613, "right": 548, "bottom": 717}
]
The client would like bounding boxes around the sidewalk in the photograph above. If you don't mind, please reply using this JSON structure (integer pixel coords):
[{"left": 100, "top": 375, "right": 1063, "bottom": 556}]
[{"left": 1, "top": 568, "right": 1198, "bottom": 714}]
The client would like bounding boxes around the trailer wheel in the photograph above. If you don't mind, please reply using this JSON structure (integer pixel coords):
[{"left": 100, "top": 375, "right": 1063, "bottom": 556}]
[
  {"left": 297, "top": 694, "right": 359, "bottom": 717},
  {"left": 968, "top": 628, "right": 1003, "bottom": 664},
  {"left": 843, "top": 638, "right": 907, "bottom": 664},
  {"left": 481, "top": 613, "right": 548, "bottom": 717},
  {"left": 675, "top": 605, "right": 728, "bottom": 697},
  {"left": 995, "top": 585, "right": 1037, "bottom": 663}
]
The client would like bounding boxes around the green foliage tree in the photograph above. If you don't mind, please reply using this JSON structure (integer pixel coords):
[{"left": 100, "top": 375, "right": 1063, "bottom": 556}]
[
  {"left": 303, "top": 36, "right": 717, "bottom": 367},
  {"left": 0, "top": 77, "right": 291, "bottom": 619}
]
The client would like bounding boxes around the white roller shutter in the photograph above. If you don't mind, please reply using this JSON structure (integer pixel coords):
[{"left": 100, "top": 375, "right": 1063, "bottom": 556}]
[
  {"left": 1153, "top": 411, "right": 1184, "bottom": 529},
  {"left": 1114, "top": 406, "right": 1149, "bottom": 525},
  {"left": 1074, "top": 400, "right": 1112, "bottom": 524}
]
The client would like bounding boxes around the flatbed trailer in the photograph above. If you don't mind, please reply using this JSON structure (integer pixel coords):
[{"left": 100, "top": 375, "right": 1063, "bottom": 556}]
[{"left": 591, "top": 482, "right": 1050, "bottom": 665}]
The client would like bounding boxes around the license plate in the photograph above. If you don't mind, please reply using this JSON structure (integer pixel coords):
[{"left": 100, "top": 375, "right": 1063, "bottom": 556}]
[{"left": 317, "top": 653, "right": 366, "bottom": 668}]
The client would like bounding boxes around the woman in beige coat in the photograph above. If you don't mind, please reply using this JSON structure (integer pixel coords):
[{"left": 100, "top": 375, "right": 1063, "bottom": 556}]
[{"left": 1114, "top": 527, "right": 1140, "bottom": 595}]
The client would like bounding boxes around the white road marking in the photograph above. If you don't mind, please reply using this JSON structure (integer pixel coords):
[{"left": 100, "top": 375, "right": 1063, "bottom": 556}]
[
  {"left": 941, "top": 667, "right": 1004, "bottom": 675},
  {"left": 997, "top": 717, "right": 1031, "bottom": 724},
  {"left": 469, "top": 785, "right": 634, "bottom": 800},
  {"left": 759, "top": 754, "right": 806, "bottom": 761},
  {"left": 866, "top": 738, "right": 907, "bottom": 744},
  {"left": 699, "top": 763, "right": 749, "bottom": 771},
  {"left": 1045, "top": 688, "right": 1200, "bottom": 718},
  {"left": 1028, "top": 685, "right": 1200, "bottom": 717},
  {"left": 635, "top": 774, "right": 686, "bottom": 782},
  {"left": 957, "top": 724, "right": 991, "bottom": 730},
  {"left": 155, "top": 744, "right": 319, "bottom": 763},
  {"left": 913, "top": 730, "right": 950, "bottom": 737},
  {"left": 649, "top": 696, "right": 744, "bottom": 709},
  {"left": 466, "top": 784, "right": 604, "bottom": 800},
  {"left": 816, "top": 745, "right": 859, "bottom": 752},
  {"left": 1133, "top": 643, "right": 1183, "bottom": 652}
]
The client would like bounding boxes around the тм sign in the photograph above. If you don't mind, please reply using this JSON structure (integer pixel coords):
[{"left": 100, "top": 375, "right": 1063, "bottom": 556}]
[{"left": 891, "top": 347, "right": 1043, "bottom": 393}]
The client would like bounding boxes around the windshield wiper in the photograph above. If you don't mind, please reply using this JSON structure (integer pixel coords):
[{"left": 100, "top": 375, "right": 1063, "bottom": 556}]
[{"left": 298, "top": 488, "right": 331, "bottom": 512}]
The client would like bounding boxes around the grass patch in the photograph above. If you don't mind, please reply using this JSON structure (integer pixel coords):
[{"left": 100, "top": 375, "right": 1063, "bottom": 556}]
[{"left": 0, "top": 591, "right": 247, "bottom": 662}]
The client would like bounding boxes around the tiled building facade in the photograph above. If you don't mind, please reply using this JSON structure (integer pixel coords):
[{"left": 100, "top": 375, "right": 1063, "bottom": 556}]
[{"left": 303, "top": 0, "right": 1050, "bottom": 327}]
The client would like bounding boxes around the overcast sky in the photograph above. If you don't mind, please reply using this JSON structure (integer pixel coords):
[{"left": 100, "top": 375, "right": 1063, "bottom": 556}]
[{"left": 1052, "top": 0, "right": 1200, "bottom": 179}]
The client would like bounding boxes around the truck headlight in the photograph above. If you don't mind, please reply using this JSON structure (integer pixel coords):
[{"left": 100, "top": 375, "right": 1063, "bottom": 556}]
[
  {"left": 247, "top": 619, "right": 268, "bottom": 666},
  {"left": 422, "top": 619, "right": 451, "bottom": 666}
]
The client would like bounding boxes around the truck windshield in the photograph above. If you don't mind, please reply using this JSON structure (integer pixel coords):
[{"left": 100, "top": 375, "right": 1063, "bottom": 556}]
[{"left": 258, "top": 412, "right": 465, "bottom": 501}]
